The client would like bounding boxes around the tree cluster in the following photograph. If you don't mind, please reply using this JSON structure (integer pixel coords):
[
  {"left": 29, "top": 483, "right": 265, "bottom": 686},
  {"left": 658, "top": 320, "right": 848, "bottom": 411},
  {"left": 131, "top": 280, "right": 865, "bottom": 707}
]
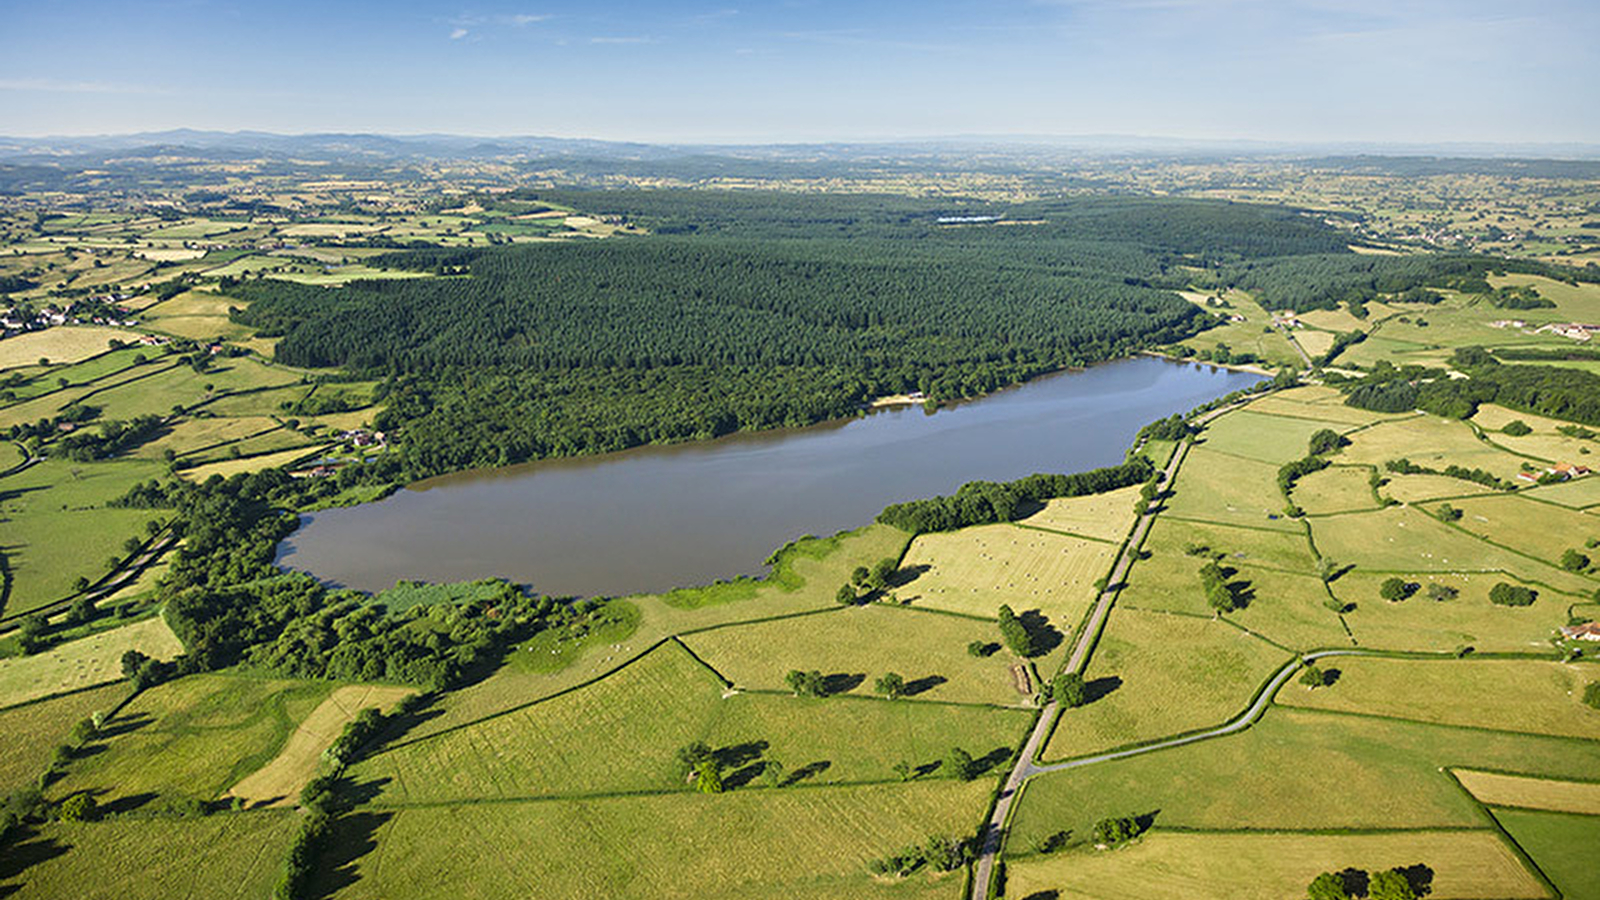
[{"left": 877, "top": 457, "right": 1153, "bottom": 535}]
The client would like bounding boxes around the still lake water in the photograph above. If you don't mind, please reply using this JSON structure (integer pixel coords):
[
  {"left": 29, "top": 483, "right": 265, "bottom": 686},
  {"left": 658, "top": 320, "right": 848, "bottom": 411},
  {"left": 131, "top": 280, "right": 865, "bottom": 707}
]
[{"left": 277, "top": 357, "right": 1262, "bottom": 598}]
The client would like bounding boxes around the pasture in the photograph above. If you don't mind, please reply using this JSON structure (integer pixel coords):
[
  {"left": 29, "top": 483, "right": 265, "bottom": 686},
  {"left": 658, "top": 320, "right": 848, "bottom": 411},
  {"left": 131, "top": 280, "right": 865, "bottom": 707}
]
[
  {"left": 1329, "top": 570, "right": 1568, "bottom": 652},
  {"left": 1493, "top": 809, "right": 1600, "bottom": 900},
  {"left": 1471, "top": 403, "right": 1597, "bottom": 463},
  {"left": 900, "top": 523, "right": 1116, "bottom": 626},
  {"left": 1277, "top": 658, "right": 1600, "bottom": 739},
  {"left": 322, "top": 780, "right": 990, "bottom": 900},
  {"left": 0, "top": 458, "right": 166, "bottom": 616},
  {"left": 0, "top": 327, "right": 147, "bottom": 370},
  {"left": 49, "top": 673, "right": 334, "bottom": 805},
  {"left": 1008, "top": 707, "right": 1600, "bottom": 849},
  {"left": 0, "top": 682, "right": 129, "bottom": 793},
  {"left": 681, "top": 604, "right": 1024, "bottom": 706},
  {"left": 1340, "top": 415, "right": 1525, "bottom": 480},
  {"left": 1294, "top": 464, "right": 1380, "bottom": 515},
  {"left": 1381, "top": 472, "right": 1503, "bottom": 504},
  {"left": 1456, "top": 770, "right": 1600, "bottom": 815},
  {"left": 0, "top": 616, "right": 181, "bottom": 708},
  {"left": 1243, "top": 384, "right": 1412, "bottom": 428},
  {"left": 228, "top": 683, "right": 416, "bottom": 807},
  {"left": 1003, "top": 829, "right": 1545, "bottom": 900},
  {"left": 5, "top": 811, "right": 299, "bottom": 900},
  {"left": 1442, "top": 494, "right": 1600, "bottom": 568},
  {"left": 1199, "top": 409, "right": 1338, "bottom": 465},
  {"left": 1523, "top": 475, "right": 1600, "bottom": 509},
  {"left": 1042, "top": 608, "right": 1292, "bottom": 760},
  {"left": 179, "top": 444, "right": 329, "bottom": 481},
  {"left": 1162, "top": 445, "right": 1302, "bottom": 533},
  {"left": 353, "top": 640, "right": 1027, "bottom": 803}
]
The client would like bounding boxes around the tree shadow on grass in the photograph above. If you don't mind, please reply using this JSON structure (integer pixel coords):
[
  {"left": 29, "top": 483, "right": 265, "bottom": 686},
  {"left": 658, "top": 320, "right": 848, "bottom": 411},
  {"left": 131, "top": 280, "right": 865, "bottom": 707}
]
[
  {"left": 1338, "top": 868, "right": 1370, "bottom": 898},
  {"left": 310, "top": 811, "right": 394, "bottom": 900},
  {"left": 887, "top": 564, "right": 931, "bottom": 588},
  {"left": 820, "top": 673, "right": 864, "bottom": 696},
  {"left": 1018, "top": 610, "right": 1063, "bottom": 657},
  {"left": 1398, "top": 863, "right": 1435, "bottom": 896},
  {"left": 1021, "top": 892, "right": 1061, "bottom": 900},
  {"left": 713, "top": 741, "right": 768, "bottom": 771},
  {"left": 95, "top": 790, "right": 159, "bottom": 816},
  {"left": 93, "top": 712, "right": 153, "bottom": 739},
  {"left": 0, "top": 828, "right": 70, "bottom": 893},
  {"left": 974, "top": 746, "right": 1013, "bottom": 777},
  {"left": 781, "top": 760, "right": 831, "bottom": 786},
  {"left": 901, "top": 675, "right": 947, "bottom": 697},
  {"left": 1084, "top": 676, "right": 1122, "bottom": 704}
]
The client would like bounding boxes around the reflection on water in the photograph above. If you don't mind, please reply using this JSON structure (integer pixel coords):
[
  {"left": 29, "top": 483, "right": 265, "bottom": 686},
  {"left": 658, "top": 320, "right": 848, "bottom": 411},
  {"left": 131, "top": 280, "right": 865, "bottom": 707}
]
[{"left": 278, "top": 357, "right": 1262, "bottom": 597}]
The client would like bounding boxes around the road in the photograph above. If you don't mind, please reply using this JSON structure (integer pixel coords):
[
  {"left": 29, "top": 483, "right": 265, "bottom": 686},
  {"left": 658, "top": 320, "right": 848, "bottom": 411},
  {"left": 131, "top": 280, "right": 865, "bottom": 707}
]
[{"left": 967, "top": 399, "right": 1253, "bottom": 900}]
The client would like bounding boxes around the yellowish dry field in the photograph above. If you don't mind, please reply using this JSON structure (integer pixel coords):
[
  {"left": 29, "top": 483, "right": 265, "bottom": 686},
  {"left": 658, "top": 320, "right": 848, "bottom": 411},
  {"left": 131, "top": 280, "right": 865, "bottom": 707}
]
[
  {"left": 1297, "top": 304, "right": 1371, "bottom": 333},
  {"left": 1016, "top": 484, "right": 1140, "bottom": 541},
  {"left": 0, "top": 327, "right": 148, "bottom": 369},
  {"left": 1341, "top": 415, "right": 1524, "bottom": 481},
  {"left": 228, "top": 683, "right": 415, "bottom": 807},
  {"left": 1004, "top": 829, "right": 1546, "bottom": 900},
  {"left": 1471, "top": 403, "right": 1597, "bottom": 463},
  {"left": 1295, "top": 328, "right": 1337, "bottom": 358},
  {"left": 1243, "top": 385, "right": 1412, "bottom": 427},
  {"left": 1294, "top": 465, "right": 1379, "bottom": 514},
  {"left": 1455, "top": 769, "right": 1600, "bottom": 815},
  {"left": 1381, "top": 472, "right": 1502, "bottom": 504},
  {"left": 0, "top": 616, "right": 182, "bottom": 708},
  {"left": 179, "top": 444, "right": 330, "bottom": 481}
]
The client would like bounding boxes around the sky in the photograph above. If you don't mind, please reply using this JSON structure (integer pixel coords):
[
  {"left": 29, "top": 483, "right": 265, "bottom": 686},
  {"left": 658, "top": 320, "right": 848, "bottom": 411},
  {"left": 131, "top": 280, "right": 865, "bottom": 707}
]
[{"left": 1, "top": 0, "right": 1597, "bottom": 145}]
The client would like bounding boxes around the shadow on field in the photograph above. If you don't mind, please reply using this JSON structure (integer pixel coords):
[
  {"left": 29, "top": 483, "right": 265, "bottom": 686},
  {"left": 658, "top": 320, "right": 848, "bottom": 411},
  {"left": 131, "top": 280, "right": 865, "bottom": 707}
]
[
  {"left": 95, "top": 790, "right": 159, "bottom": 816},
  {"left": 782, "top": 760, "right": 831, "bottom": 786},
  {"left": 887, "top": 564, "right": 931, "bottom": 588},
  {"left": 1021, "top": 892, "right": 1060, "bottom": 900},
  {"left": 310, "top": 811, "right": 393, "bottom": 900},
  {"left": 0, "top": 828, "right": 70, "bottom": 894},
  {"left": 821, "top": 673, "right": 864, "bottom": 696},
  {"left": 713, "top": 741, "right": 768, "bottom": 772},
  {"left": 94, "top": 712, "right": 154, "bottom": 739},
  {"left": 974, "top": 747, "right": 1013, "bottom": 776},
  {"left": 1017, "top": 611, "right": 1062, "bottom": 657},
  {"left": 901, "top": 675, "right": 946, "bottom": 697},
  {"left": 1084, "top": 676, "right": 1121, "bottom": 704}
]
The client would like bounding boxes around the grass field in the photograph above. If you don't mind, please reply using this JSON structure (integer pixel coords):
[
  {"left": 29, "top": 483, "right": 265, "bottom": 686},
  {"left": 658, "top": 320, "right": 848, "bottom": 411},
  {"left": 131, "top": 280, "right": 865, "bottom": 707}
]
[
  {"left": 228, "top": 684, "right": 416, "bottom": 807},
  {"left": 1199, "top": 409, "right": 1339, "bottom": 465},
  {"left": 49, "top": 673, "right": 335, "bottom": 806},
  {"left": 1493, "top": 809, "right": 1600, "bottom": 900},
  {"left": 1522, "top": 476, "right": 1600, "bottom": 509},
  {"left": 0, "top": 458, "right": 167, "bottom": 616},
  {"left": 179, "top": 444, "right": 329, "bottom": 481},
  {"left": 1276, "top": 658, "right": 1600, "bottom": 739},
  {"left": 1008, "top": 707, "right": 1600, "bottom": 848},
  {"left": 0, "top": 682, "right": 129, "bottom": 793},
  {"left": 128, "top": 415, "right": 278, "bottom": 458},
  {"left": 1381, "top": 472, "right": 1503, "bottom": 504},
  {"left": 0, "top": 615, "right": 181, "bottom": 708},
  {"left": 1456, "top": 770, "right": 1600, "bottom": 815},
  {"left": 1340, "top": 415, "right": 1525, "bottom": 481},
  {"left": 1002, "top": 829, "right": 1546, "bottom": 900},
  {"left": 1471, "top": 403, "right": 1597, "bottom": 464},
  {"left": 1329, "top": 570, "right": 1568, "bottom": 652},
  {"left": 1042, "top": 609, "right": 1292, "bottom": 760},
  {"left": 1442, "top": 494, "right": 1600, "bottom": 569},
  {"left": 322, "top": 780, "right": 990, "bottom": 900},
  {"left": 3, "top": 810, "right": 300, "bottom": 900},
  {"left": 1016, "top": 485, "right": 1140, "bottom": 541},
  {"left": 899, "top": 523, "right": 1115, "bottom": 630},
  {"left": 1242, "top": 385, "right": 1413, "bottom": 428},
  {"left": 1295, "top": 465, "right": 1381, "bottom": 515},
  {"left": 0, "top": 327, "right": 148, "bottom": 370},
  {"left": 681, "top": 605, "right": 1025, "bottom": 707},
  {"left": 1162, "top": 445, "right": 1302, "bottom": 532},
  {"left": 354, "top": 640, "right": 1028, "bottom": 803}
]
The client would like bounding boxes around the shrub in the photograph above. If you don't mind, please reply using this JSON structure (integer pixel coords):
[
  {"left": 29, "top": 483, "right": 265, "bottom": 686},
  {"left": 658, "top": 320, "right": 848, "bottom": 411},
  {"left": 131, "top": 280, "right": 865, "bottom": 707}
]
[
  {"left": 1502, "top": 420, "right": 1532, "bottom": 436},
  {"left": 1489, "top": 582, "right": 1536, "bottom": 606}
]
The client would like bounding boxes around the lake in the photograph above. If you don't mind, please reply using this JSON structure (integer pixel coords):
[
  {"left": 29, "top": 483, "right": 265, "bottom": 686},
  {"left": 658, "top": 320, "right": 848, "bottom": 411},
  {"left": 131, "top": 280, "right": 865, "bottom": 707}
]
[{"left": 277, "top": 357, "right": 1262, "bottom": 597}]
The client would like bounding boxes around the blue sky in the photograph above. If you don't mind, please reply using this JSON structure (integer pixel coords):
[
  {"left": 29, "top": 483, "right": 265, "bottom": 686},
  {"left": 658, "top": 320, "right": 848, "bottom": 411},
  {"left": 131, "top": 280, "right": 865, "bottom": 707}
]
[{"left": 1, "top": 0, "right": 1595, "bottom": 143}]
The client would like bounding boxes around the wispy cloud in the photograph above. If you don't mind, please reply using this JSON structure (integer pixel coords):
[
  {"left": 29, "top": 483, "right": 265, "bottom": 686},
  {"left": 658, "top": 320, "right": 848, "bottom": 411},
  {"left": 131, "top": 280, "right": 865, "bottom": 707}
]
[
  {"left": 450, "top": 27, "right": 470, "bottom": 39},
  {"left": 590, "top": 36, "right": 655, "bottom": 44},
  {"left": 0, "top": 78, "right": 168, "bottom": 94},
  {"left": 507, "top": 14, "right": 551, "bottom": 26}
]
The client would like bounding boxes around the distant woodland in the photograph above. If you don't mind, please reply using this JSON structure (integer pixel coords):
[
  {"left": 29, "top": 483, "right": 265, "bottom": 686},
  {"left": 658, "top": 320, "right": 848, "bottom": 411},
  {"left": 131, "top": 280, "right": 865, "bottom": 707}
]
[{"left": 229, "top": 193, "right": 1357, "bottom": 476}]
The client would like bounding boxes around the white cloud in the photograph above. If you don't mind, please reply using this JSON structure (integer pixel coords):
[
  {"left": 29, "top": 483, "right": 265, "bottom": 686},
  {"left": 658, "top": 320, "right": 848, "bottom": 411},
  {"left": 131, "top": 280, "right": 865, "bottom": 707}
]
[
  {"left": 450, "top": 27, "right": 470, "bottom": 39},
  {"left": 507, "top": 14, "right": 551, "bottom": 26}
]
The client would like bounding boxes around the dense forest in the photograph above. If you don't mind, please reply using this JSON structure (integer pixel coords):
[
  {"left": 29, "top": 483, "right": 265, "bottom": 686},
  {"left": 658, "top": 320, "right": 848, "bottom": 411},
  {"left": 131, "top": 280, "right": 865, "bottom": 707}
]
[
  {"left": 227, "top": 193, "right": 1357, "bottom": 476},
  {"left": 1213, "top": 253, "right": 1599, "bottom": 312},
  {"left": 1340, "top": 350, "right": 1600, "bottom": 425}
]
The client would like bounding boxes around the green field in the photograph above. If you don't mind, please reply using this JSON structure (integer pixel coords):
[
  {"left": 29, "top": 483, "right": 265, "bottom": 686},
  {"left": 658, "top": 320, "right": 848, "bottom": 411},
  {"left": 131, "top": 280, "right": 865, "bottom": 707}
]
[
  {"left": 1442, "top": 494, "right": 1600, "bottom": 568},
  {"left": 1522, "top": 475, "right": 1600, "bottom": 509},
  {"left": 1199, "top": 409, "right": 1340, "bottom": 465},
  {"left": 1493, "top": 809, "right": 1600, "bottom": 900},
  {"left": 1163, "top": 445, "right": 1302, "bottom": 532},
  {"left": 0, "top": 682, "right": 129, "bottom": 793},
  {"left": 1294, "top": 464, "right": 1380, "bottom": 514},
  {"left": 1340, "top": 414, "right": 1526, "bottom": 481},
  {"left": 48, "top": 673, "right": 335, "bottom": 806},
  {"left": 682, "top": 604, "right": 1026, "bottom": 706},
  {"left": 1042, "top": 609, "right": 1292, "bottom": 760},
  {"left": 1329, "top": 569, "right": 1571, "bottom": 652},
  {"left": 1009, "top": 707, "right": 1600, "bottom": 849},
  {"left": 1277, "top": 657, "right": 1600, "bottom": 739},
  {"left": 3, "top": 811, "right": 300, "bottom": 900},
  {"left": 323, "top": 780, "right": 987, "bottom": 900},
  {"left": 0, "top": 615, "right": 182, "bottom": 707},
  {"left": 1003, "top": 829, "right": 1545, "bottom": 900},
  {"left": 353, "top": 640, "right": 1028, "bottom": 803}
]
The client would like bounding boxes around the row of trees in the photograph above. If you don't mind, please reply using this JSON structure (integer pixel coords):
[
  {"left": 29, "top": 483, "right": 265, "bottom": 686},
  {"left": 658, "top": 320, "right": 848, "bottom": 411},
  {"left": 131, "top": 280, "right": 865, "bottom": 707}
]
[{"left": 877, "top": 457, "right": 1154, "bottom": 535}]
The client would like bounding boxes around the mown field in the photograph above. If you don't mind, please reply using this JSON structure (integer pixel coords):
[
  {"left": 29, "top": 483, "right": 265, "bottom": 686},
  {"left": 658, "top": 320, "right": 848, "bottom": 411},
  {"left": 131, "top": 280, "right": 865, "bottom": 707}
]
[
  {"left": 227, "top": 683, "right": 416, "bottom": 807},
  {"left": 1456, "top": 770, "right": 1600, "bottom": 815},
  {"left": 1003, "top": 829, "right": 1546, "bottom": 900},
  {"left": 0, "top": 682, "right": 129, "bottom": 793},
  {"left": 322, "top": 780, "right": 990, "bottom": 900},
  {"left": 1493, "top": 809, "right": 1600, "bottom": 900},
  {"left": 0, "top": 615, "right": 181, "bottom": 707},
  {"left": 353, "top": 640, "right": 1028, "bottom": 803}
]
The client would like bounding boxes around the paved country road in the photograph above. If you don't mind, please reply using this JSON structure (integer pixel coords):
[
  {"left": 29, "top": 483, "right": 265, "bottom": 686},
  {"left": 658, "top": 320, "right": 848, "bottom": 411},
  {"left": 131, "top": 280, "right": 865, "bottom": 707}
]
[{"left": 967, "top": 397, "right": 1258, "bottom": 900}]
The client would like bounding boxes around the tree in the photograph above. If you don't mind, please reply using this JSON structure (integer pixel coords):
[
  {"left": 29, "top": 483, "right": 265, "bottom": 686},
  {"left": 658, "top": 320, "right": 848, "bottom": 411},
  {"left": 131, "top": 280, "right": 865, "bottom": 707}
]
[
  {"left": 1426, "top": 583, "right": 1458, "bottom": 602},
  {"left": 1307, "top": 871, "right": 1353, "bottom": 900},
  {"left": 875, "top": 672, "right": 906, "bottom": 700},
  {"left": 851, "top": 566, "right": 869, "bottom": 587},
  {"left": 1052, "top": 671, "right": 1087, "bottom": 708},
  {"left": 784, "top": 669, "right": 826, "bottom": 697},
  {"left": 1379, "top": 577, "right": 1412, "bottom": 602},
  {"left": 1489, "top": 582, "right": 1536, "bottom": 606},
  {"left": 694, "top": 762, "right": 724, "bottom": 794},
  {"left": 1582, "top": 682, "right": 1600, "bottom": 710},
  {"left": 1308, "top": 429, "right": 1349, "bottom": 456},
  {"left": 120, "top": 648, "right": 151, "bottom": 679},
  {"left": 1300, "top": 665, "right": 1327, "bottom": 689},
  {"left": 866, "top": 557, "right": 898, "bottom": 592},
  {"left": 1091, "top": 816, "right": 1139, "bottom": 846},
  {"left": 967, "top": 640, "right": 994, "bottom": 657},
  {"left": 1200, "top": 562, "right": 1238, "bottom": 614},
  {"left": 1561, "top": 549, "right": 1590, "bottom": 572},
  {"left": 1369, "top": 868, "right": 1419, "bottom": 900},
  {"left": 836, "top": 584, "right": 858, "bottom": 606},
  {"left": 64, "top": 596, "right": 96, "bottom": 625},
  {"left": 1438, "top": 503, "right": 1462, "bottom": 521},
  {"left": 16, "top": 615, "right": 49, "bottom": 655},
  {"left": 675, "top": 741, "right": 713, "bottom": 777},
  {"left": 1502, "top": 420, "right": 1532, "bottom": 436},
  {"left": 761, "top": 759, "right": 785, "bottom": 787},
  {"left": 57, "top": 793, "right": 96, "bottom": 823},
  {"left": 944, "top": 747, "right": 976, "bottom": 782},
  {"left": 892, "top": 760, "right": 915, "bottom": 781},
  {"left": 997, "top": 604, "right": 1035, "bottom": 656}
]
